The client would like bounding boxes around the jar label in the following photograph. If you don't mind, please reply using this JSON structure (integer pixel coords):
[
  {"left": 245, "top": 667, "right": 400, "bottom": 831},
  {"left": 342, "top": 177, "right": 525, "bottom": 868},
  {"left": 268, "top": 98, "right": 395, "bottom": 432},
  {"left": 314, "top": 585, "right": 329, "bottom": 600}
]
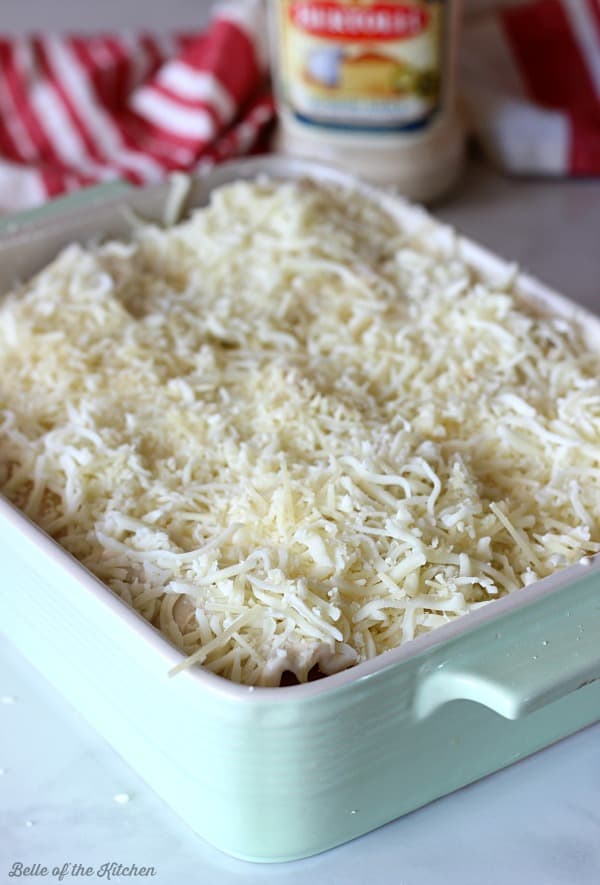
[{"left": 276, "top": 0, "right": 446, "bottom": 132}]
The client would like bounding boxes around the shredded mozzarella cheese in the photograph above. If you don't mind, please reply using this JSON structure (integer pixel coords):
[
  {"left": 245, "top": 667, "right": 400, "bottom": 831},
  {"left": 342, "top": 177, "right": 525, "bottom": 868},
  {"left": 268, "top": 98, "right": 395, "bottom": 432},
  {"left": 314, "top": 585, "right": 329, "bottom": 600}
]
[{"left": 1, "top": 179, "right": 599, "bottom": 686}]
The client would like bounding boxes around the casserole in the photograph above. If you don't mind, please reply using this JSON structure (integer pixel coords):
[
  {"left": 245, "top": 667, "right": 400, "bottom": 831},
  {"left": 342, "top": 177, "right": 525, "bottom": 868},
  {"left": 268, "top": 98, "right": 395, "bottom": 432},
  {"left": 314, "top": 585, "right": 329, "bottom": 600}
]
[{"left": 1, "top": 157, "right": 599, "bottom": 862}]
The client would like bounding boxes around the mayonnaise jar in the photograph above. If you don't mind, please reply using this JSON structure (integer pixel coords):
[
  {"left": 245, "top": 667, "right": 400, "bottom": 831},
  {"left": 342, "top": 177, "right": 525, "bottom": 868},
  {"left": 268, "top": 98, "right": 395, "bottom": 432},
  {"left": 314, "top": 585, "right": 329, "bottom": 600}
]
[{"left": 269, "top": 0, "right": 465, "bottom": 202}]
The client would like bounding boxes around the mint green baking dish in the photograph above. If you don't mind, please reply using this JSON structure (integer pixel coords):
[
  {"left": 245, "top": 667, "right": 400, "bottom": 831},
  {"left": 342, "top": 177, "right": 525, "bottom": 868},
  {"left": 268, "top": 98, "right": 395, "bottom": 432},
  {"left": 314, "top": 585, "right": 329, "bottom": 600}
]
[{"left": 1, "top": 157, "right": 599, "bottom": 863}]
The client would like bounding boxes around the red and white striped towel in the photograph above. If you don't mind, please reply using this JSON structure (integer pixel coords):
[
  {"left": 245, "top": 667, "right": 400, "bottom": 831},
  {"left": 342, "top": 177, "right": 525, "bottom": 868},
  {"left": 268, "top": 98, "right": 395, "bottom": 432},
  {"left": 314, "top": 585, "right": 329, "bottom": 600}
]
[
  {"left": 3, "top": 0, "right": 599, "bottom": 210},
  {"left": 0, "top": 0, "right": 274, "bottom": 211},
  {"left": 462, "top": 0, "right": 600, "bottom": 175}
]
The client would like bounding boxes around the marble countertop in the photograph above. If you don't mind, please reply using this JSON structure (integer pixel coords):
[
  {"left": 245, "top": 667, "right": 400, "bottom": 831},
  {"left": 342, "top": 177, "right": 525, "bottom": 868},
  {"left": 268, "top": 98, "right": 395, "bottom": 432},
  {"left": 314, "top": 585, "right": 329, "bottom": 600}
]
[
  {"left": 1, "top": 157, "right": 600, "bottom": 885},
  {"left": 1, "top": 2, "right": 600, "bottom": 879}
]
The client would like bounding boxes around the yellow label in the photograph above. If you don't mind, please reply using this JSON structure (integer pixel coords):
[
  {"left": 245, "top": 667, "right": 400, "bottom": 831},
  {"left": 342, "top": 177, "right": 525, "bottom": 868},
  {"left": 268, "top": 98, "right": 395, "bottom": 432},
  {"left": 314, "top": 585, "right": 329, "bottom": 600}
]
[{"left": 276, "top": 0, "right": 445, "bottom": 132}]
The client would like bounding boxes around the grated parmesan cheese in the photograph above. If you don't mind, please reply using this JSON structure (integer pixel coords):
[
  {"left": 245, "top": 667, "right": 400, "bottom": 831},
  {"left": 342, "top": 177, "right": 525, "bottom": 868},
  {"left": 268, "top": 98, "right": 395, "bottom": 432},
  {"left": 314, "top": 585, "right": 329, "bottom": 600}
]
[{"left": 1, "top": 179, "right": 599, "bottom": 686}]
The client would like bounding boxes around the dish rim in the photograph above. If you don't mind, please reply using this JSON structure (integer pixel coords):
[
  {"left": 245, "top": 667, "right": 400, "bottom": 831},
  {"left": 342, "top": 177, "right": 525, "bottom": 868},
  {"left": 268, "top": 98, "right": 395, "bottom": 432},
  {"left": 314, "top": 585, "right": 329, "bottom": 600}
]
[{"left": 1, "top": 154, "right": 599, "bottom": 703}]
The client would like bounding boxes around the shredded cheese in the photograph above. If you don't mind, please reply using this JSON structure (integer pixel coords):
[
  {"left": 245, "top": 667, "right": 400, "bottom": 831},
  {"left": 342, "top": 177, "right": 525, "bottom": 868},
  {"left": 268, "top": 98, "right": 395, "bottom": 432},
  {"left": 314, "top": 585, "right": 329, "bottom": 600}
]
[{"left": 1, "top": 178, "right": 599, "bottom": 686}]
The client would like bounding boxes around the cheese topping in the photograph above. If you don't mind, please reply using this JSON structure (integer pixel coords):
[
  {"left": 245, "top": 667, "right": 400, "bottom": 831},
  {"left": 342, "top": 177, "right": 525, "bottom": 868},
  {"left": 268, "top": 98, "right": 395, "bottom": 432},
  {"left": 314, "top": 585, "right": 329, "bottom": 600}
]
[{"left": 1, "top": 179, "right": 599, "bottom": 686}]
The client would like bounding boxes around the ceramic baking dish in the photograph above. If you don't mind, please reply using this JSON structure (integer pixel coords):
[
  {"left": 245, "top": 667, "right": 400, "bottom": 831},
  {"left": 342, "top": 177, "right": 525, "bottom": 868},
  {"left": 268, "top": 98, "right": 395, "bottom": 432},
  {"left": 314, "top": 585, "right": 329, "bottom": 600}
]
[{"left": 1, "top": 157, "right": 599, "bottom": 863}]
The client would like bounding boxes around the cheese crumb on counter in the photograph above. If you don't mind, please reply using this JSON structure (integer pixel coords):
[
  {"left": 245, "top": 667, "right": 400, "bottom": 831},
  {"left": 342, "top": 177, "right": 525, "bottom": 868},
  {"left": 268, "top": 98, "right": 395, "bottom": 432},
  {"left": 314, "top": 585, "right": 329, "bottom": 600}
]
[{"left": 1, "top": 179, "right": 599, "bottom": 685}]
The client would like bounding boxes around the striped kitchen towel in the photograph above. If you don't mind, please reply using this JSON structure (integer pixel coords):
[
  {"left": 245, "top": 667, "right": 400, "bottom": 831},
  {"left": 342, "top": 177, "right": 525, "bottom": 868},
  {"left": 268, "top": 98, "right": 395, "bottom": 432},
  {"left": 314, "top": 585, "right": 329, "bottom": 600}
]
[
  {"left": 462, "top": 0, "right": 600, "bottom": 175},
  {"left": 0, "top": 0, "right": 274, "bottom": 211}
]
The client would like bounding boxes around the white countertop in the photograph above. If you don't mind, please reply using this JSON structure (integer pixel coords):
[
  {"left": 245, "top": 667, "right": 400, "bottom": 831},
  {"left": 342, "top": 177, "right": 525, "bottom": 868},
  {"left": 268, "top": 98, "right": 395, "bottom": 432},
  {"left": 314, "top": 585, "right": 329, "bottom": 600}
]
[{"left": 1, "top": 1, "right": 600, "bottom": 881}]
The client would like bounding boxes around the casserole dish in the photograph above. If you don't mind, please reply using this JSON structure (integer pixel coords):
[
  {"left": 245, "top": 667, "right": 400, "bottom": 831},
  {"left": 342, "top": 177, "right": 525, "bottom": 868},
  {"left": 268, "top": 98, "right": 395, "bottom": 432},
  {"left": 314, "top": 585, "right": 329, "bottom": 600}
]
[{"left": 1, "top": 157, "right": 599, "bottom": 863}]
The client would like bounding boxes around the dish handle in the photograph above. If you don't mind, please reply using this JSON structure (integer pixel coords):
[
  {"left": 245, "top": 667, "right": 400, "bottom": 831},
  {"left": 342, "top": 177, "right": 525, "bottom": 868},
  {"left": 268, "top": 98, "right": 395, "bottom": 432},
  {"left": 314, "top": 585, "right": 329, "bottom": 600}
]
[{"left": 415, "top": 574, "right": 600, "bottom": 721}]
